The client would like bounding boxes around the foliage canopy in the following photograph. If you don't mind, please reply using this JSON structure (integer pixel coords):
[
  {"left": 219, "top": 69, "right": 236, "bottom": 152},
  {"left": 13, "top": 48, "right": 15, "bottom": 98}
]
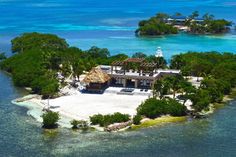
[{"left": 41, "top": 111, "right": 60, "bottom": 129}]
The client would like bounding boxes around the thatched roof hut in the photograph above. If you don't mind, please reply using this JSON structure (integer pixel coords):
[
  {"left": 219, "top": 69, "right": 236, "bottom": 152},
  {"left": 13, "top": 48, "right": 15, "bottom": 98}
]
[{"left": 83, "top": 67, "right": 111, "bottom": 84}]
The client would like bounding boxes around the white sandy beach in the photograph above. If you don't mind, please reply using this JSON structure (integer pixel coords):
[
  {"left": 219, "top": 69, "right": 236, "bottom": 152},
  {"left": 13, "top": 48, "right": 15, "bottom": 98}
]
[
  {"left": 14, "top": 88, "right": 150, "bottom": 127},
  {"left": 43, "top": 92, "right": 148, "bottom": 120},
  {"left": 13, "top": 83, "right": 195, "bottom": 128}
]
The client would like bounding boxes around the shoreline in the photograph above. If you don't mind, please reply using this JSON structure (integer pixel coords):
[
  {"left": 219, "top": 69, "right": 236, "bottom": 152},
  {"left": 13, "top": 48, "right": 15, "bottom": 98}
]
[
  {"left": 12, "top": 88, "right": 236, "bottom": 131},
  {"left": 12, "top": 95, "right": 76, "bottom": 128},
  {"left": 199, "top": 88, "right": 236, "bottom": 116},
  {"left": 12, "top": 92, "right": 148, "bottom": 130},
  {"left": 130, "top": 116, "right": 187, "bottom": 130},
  {"left": 11, "top": 93, "right": 187, "bottom": 131}
]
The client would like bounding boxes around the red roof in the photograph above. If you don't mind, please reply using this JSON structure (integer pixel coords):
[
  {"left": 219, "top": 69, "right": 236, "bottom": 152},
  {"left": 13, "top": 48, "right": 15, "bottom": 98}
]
[{"left": 124, "top": 58, "right": 145, "bottom": 63}]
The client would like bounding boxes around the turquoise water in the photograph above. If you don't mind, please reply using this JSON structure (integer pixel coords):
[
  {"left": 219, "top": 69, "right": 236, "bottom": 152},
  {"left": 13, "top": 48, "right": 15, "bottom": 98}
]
[
  {"left": 1, "top": 71, "right": 236, "bottom": 157},
  {"left": 0, "top": 0, "right": 236, "bottom": 57},
  {"left": 72, "top": 33, "right": 236, "bottom": 60},
  {"left": 1, "top": 0, "right": 236, "bottom": 156}
]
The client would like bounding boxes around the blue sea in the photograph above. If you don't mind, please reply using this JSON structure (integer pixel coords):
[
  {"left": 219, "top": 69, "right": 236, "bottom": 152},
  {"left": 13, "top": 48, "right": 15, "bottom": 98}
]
[
  {"left": 1, "top": 0, "right": 236, "bottom": 156},
  {"left": 0, "top": 0, "right": 236, "bottom": 58}
]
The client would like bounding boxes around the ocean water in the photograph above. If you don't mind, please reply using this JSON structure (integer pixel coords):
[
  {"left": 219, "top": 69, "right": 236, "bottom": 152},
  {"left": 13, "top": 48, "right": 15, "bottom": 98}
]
[
  {"left": 0, "top": 0, "right": 236, "bottom": 58},
  {"left": 1, "top": 0, "right": 236, "bottom": 156}
]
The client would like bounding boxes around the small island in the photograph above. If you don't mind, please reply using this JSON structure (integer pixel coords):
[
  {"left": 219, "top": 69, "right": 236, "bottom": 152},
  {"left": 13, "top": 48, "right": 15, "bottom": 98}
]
[
  {"left": 1, "top": 33, "right": 236, "bottom": 131},
  {"left": 135, "top": 11, "right": 232, "bottom": 36}
]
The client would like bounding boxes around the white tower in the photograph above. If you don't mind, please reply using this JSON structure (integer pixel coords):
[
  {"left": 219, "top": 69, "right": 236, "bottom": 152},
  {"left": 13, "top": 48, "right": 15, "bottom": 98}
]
[{"left": 155, "top": 47, "right": 163, "bottom": 57}]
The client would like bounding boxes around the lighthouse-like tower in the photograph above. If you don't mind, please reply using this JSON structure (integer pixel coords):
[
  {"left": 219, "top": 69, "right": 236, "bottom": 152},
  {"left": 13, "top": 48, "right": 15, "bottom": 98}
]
[{"left": 155, "top": 47, "right": 163, "bottom": 57}]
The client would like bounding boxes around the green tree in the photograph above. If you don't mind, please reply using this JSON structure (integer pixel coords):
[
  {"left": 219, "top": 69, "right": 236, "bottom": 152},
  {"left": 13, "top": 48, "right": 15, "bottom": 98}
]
[
  {"left": 41, "top": 111, "right": 60, "bottom": 129},
  {"left": 190, "top": 11, "right": 199, "bottom": 19},
  {"left": 167, "top": 98, "right": 187, "bottom": 116},
  {"left": 153, "top": 79, "right": 166, "bottom": 99},
  {"left": 90, "top": 113, "right": 130, "bottom": 127},
  {"left": 0, "top": 52, "right": 6, "bottom": 60},
  {"left": 2, "top": 33, "right": 131, "bottom": 98},
  {"left": 191, "top": 89, "right": 211, "bottom": 112},
  {"left": 156, "top": 57, "right": 167, "bottom": 68},
  {"left": 146, "top": 55, "right": 167, "bottom": 68},
  {"left": 136, "top": 13, "right": 178, "bottom": 36},
  {"left": 71, "top": 120, "right": 81, "bottom": 129},
  {"left": 71, "top": 120, "right": 89, "bottom": 130},
  {"left": 211, "top": 62, "right": 236, "bottom": 87},
  {"left": 180, "top": 80, "right": 195, "bottom": 95},
  {"left": 164, "top": 75, "right": 184, "bottom": 98},
  {"left": 11, "top": 32, "right": 68, "bottom": 53},
  {"left": 200, "top": 78, "right": 226, "bottom": 103},
  {"left": 41, "top": 81, "right": 59, "bottom": 99},
  {"left": 170, "top": 55, "right": 186, "bottom": 69},
  {"left": 190, "top": 60, "right": 212, "bottom": 80},
  {"left": 132, "top": 52, "right": 147, "bottom": 58},
  {"left": 137, "top": 98, "right": 164, "bottom": 118},
  {"left": 156, "top": 13, "right": 169, "bottom": 22},
  {"left": 87, "top": 46, "right": 110, "bottom": 58},
  {"left": 178, "top": 80, "right": 197, "bottom": 105},
  {"left": 170, "top": 51, "right": 236, "bottom": 80},
  {"left": 209, "top": 20, "right": 232, "bottom": 33},
  {"left": 203, "top": 13, "right": 214, "bottom": 21},
  {"left": 138, "top": 20, "right": 148, "bottom": 27},
  {"left": 133, "top": 114, "right": 142, "bottom": 125},
  {"left": 179, "top": 80, "right": 196, "bottom": 104},
  {"left": 137, "top": 98, "right": 186, "bottom": 118}
]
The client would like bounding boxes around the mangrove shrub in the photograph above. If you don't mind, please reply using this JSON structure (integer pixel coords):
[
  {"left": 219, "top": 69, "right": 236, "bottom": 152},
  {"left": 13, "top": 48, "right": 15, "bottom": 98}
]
[
  {"left": 137, "top": 98, "right": 187, "bottom": 119},
  {"left": 41, "top": 111, "right": 60, "bottom": 129},
  {"left": 90, "top": 113, "right": 130, "bottom": 127}
]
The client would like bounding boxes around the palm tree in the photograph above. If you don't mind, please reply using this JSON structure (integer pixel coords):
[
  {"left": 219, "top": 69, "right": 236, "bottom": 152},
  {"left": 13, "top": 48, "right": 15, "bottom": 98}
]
[
  {"left": 170, "top": 55, "right": 185, "bottom": 69},
  {"left": 156, "top": 57, "right": 167, "bottom": 69},
  {"left": 153, "top": 80, "right": 164, "bottom": 99},
  {"left": 164, "top": 75, "right": 183, "bottom": 98},
  {"left": 180, "top": 81, "right": 196, "bottom": 105},
  {"left": 203, "top": 13, "right": 214, "bottom": 21},
  {"left": 190, "top": 11, "right": 199, "bottom": 19}
]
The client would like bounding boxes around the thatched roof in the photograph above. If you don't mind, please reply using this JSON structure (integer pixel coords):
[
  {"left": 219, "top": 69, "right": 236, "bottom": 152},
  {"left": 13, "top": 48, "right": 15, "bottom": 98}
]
[{"left": 82, "top": 67, "right": 111, "bottom": 84}]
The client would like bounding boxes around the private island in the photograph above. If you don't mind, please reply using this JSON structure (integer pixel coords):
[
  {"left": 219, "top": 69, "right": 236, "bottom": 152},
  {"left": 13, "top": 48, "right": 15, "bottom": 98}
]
[
  {"left": 135, "top": 11, "right": 232, "bottom": 36},
  {"left": 1, "top": 32, "right": 236, "bottom": 132}
]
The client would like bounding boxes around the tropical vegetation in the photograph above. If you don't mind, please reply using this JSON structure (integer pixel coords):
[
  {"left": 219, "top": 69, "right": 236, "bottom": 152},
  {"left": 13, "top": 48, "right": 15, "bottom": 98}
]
[
  {"left": 70, "top": 119, "right": 89, "bottom": 130},
  {"left": 0, "top": 53, "right": 6, "bottom": 60},
  {"left": 132, "top": 114, "right": 142, "bottom": 125},
  {"left": 1, "top": 33, "right": 236, "bottom": 116},
  {"left": 0, "top": 33, "right": 169, "bottom": 98},
  {"left": 137, "top": 98, "right": 187, "bottom": 119},
  {"left": 132, "top": 52, "right": 167, "bottom": 68},
  {"left": 90, "top": 112, "right": 130, "bottom": 127},
  {"left": 188, "top": 12, "right": 231, "bottom": 34},
  {"left": 135, "top": 13, "right": 178, "bottom": 36},
  {"left": 170, "top": 52, "right": 236, "bottom": 112},
  {"left": 41, "top": 111, "right": 60, "bottom": 129},
  {"left": 151, "top": 51, "right": 236, "bottom": 113},
  {"left": 0, "top": 33, "right": 128, "bottom": 98},
  {"left": 153, "top": 75, "right": 196, "bottom": 99},
  {"left": 136, "top": 11, "right": 232, "bottom": 36}
]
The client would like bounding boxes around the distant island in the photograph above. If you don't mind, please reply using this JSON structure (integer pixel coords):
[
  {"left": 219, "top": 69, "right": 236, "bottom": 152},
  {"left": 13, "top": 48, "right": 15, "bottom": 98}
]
[
  {"left": 1, "top": 33, "right": 236, "bottom": 131},
  {"left": 135, "top": 11, "right": 232, "bottom": 36}
]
